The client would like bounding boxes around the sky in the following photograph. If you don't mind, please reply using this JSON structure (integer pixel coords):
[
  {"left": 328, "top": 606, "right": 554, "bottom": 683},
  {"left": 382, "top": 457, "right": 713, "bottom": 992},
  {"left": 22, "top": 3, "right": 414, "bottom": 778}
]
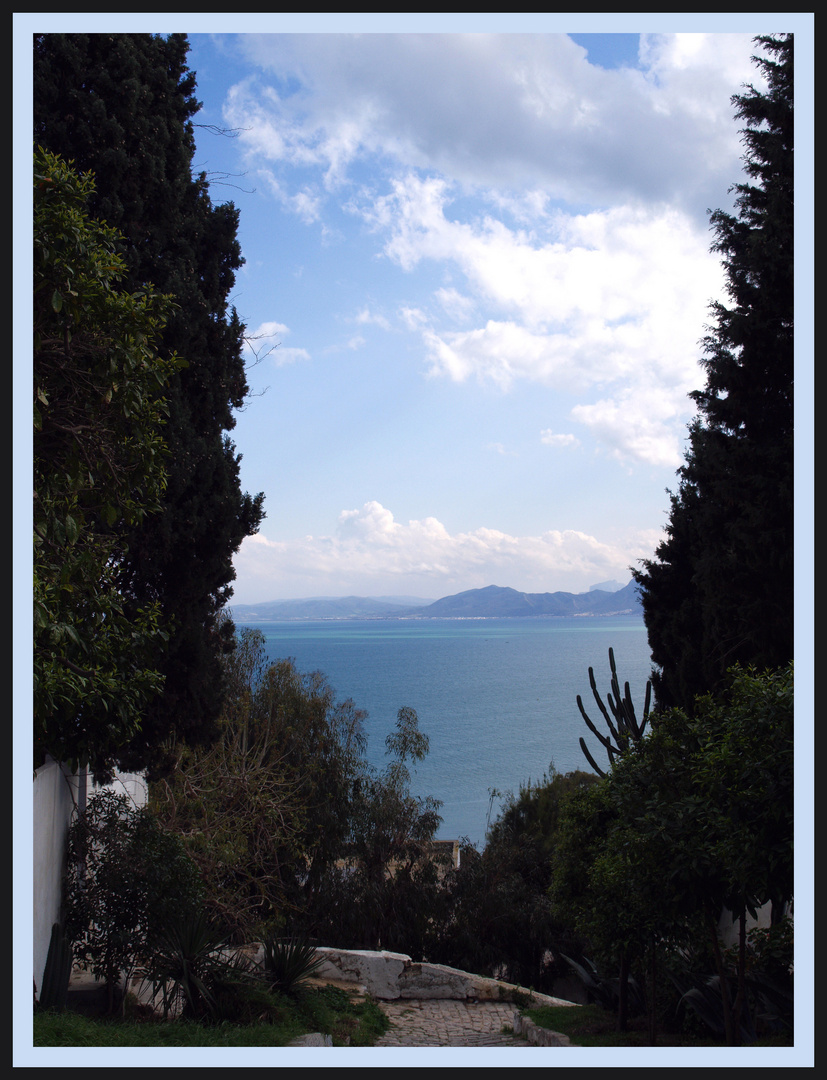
[
  {"left": 162, "top": 26, "right": 787, "bottom": 604},
  {"left": 15, "top": 17, "right": 813, "bottom": 606}
]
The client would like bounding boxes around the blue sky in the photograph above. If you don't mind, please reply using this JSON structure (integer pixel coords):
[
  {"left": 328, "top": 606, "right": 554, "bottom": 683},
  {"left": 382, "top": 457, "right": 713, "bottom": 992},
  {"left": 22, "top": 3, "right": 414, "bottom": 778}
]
[
  {"left": 175, "top": 28, "right": 777, "bottom": 602},
  {"left": 15, "top": 17, "right": 813, "bottom": 610}
]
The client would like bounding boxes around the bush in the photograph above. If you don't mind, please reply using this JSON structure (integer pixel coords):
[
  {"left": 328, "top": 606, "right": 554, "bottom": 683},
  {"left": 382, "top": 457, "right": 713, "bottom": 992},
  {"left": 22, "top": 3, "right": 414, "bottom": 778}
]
[
  {"left": 63, "top": 790, "right": 203, "bottom": 1011},
  {"left": 262, "top": 936, "right": 325, "bottom": 995}
]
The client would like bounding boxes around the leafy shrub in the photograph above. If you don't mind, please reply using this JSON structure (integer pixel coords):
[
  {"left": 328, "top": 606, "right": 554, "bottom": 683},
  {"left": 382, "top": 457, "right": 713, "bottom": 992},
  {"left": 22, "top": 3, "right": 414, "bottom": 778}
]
[
  {"left": 63, "top": 790, "right": 203, "bottom": 1010},
  {"left": 562, "top": 954, "right": 646, "bottom": 1018}
]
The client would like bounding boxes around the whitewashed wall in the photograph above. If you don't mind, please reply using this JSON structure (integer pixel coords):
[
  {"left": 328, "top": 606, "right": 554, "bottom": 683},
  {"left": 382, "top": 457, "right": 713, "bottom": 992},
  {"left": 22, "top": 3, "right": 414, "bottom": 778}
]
[
  {"left": 33, "top": 759, "right": 80, "bottom": 998},
  {"left": 32, "top": 761, "right": 147, "bottom": 998}
]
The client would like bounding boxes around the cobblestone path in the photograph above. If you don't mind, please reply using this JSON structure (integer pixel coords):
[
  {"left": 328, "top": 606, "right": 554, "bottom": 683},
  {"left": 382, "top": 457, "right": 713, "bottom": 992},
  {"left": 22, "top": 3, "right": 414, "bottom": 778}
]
[{"left": 373, "top": 999, "right": 530, "bottom": 1047}]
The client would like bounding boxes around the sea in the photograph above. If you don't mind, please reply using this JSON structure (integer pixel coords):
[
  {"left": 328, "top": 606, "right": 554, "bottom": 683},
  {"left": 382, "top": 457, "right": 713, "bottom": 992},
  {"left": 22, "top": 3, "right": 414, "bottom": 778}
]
[{"left": 238, "top": 614, "right": 655, "bottom": 849}]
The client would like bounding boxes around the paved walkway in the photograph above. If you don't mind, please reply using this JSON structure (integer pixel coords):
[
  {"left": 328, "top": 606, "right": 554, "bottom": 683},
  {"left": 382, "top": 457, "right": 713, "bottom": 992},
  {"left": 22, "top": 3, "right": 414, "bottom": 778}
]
[{"left": 373, "top": 998, "right": 530, "bottom": 1047}]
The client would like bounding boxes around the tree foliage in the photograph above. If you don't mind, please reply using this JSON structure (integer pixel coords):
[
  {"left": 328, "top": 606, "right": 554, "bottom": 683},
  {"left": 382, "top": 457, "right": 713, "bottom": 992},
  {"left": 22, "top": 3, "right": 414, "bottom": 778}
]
[
  {"left": 34, "top": 148, "right": 180, "bottom": 777},
  {"left": 552, "top": 664, "right": 793, "bottom": 1043},
  {"left": 428, "top": 768, "right": 598, "bottom": 991},
  {"left": 34, "top": 33, "right": 265, "bottom": 775},
  {"left": 634, "top": 35, "right": 793, "bottom": 709},
  {"left": 63, "top": 789, "right": 203, "bottom": 1011},
  {"left": 322, "top": 707, "right": 445, "bottom": 954},
  {"left": 150, "top": 629, "right": 365, "bottom": 939},
  {"left": 150, "top": 630, "right": 443, "bottom": 951}
]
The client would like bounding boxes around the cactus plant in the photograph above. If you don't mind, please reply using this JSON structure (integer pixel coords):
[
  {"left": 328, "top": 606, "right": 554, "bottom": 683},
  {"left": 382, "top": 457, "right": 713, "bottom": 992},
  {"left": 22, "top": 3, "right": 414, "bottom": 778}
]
[{"left": 576, "top": 648, "right": 652, "bottom": 777}]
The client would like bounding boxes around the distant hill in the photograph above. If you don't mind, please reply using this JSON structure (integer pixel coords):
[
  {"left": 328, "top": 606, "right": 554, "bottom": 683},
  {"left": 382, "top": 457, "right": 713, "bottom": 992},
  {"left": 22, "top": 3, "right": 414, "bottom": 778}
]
[
  {"left": 230, "top": 595, "right": 433, "bottom": 621},
  {"left": 419, "top": 581, "right": 642, "bottom": 618},
  {"left": 589, "top": 579, "right": 626, "bottom": 593},
  {"left": 231, "top": 582, "right": 641, "bottom": 621}
]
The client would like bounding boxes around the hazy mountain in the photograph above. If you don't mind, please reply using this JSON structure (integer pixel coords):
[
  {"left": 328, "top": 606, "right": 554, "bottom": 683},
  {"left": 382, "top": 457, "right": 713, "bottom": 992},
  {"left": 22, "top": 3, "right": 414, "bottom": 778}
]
[
  {"left": 419, "top": 581, "right": 641, "bottom": 618},
  {"left": 588, "top": 579, "right": 626, "bottom": 593},
  {"left": 230, "top": 582, "right": 641, "bottom": 621},
  {"left": 230, "top": 595, "right": 434, "bottom": 621}
]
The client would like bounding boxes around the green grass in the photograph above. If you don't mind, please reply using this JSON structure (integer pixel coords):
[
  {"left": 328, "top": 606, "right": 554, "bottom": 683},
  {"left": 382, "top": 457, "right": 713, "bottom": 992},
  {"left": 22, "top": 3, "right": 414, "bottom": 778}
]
[
  {"left": 523, "top": 1004, "right": 793, "bottom": 1049},
  {"left": 34, "top": 985, "right": 389, "bottom": 1048}
]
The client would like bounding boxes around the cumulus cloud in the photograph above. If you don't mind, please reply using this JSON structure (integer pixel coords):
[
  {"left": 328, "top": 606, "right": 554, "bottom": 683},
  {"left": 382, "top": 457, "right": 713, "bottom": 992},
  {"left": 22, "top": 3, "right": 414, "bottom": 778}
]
[
  {"left": 571, "top": 384, "right": 687, "bottom": 468},
  {"left": 219, "top": 33, "right": 746, "bottom": 466},
  {"left": 230, "top": 32, "right": 756, "bottom": 213},
  {"left": 367, "top": 178, "right": 719, "bottom": 370},
  {"left": 360, "top": 177, "right": 720, "bottom": 462},
  {"left": 232, "top": 500, "right": 656, "bottom": 601}
]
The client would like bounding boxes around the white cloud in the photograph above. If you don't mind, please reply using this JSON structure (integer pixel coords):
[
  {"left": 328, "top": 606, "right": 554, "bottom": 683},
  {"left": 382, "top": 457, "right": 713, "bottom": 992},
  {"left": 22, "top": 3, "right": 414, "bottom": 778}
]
[
  {"left": 232, "top": 500, "right": 655, "bottom": 601},
  {"left": 435, "top": 287, "right": 475, "bottom": 323},
  {"left": 354, "top": 307, "right": 392, "bottom": 330},
  {"left": 540, "top": 430, "right": 579, "bottom": 448},
  {"left": 571, "top": 382, "right": 688, "bottom": 468},
  {"left": 258, "top": 169, "right": 322, "bottom": 223},
  {"left": 270, "top": 346, "right": 311, "bottom": 366},
  {"left": 363, "top": 178, "right": 720, "bottom": 462},
  {"left": 219, "top": 33, "right": 748, "bottom": 467},
  {"left": 399, "top": 306, "right": 428, "bottom": 330},
  {"left": 230, "top": 33, "right": 755, "bottom": 213},
  {"left": 489, "top": 442, "right": 518, "bottom": 457}
]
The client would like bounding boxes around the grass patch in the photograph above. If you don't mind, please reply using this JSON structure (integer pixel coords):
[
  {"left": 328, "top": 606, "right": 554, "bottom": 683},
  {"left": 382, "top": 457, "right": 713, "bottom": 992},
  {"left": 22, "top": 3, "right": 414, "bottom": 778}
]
[
  {"left": 34, "top": 984, "right": 389, "bottom": 1048},
  {"left": 523, "top": 1004, "right": 793, "bottom": 1049}
]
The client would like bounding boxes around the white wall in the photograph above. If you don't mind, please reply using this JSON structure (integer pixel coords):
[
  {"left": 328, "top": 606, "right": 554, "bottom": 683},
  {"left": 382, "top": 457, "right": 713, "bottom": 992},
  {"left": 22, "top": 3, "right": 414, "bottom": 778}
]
[
  {"left": 718, "top": 903, "right": 775, "bottom": 950},
  {"left": 33, "top": 759, "right": 80, "bottom": 997},
  {"left": 32, "top": 761, "right": 148, "bottom": 998}
]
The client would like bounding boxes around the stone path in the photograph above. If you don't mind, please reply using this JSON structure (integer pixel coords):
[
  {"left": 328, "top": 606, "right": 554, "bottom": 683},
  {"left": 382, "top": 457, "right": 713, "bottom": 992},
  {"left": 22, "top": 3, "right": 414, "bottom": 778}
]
[{"left": 373, "top": 998, "right": 530, "bottom": 1047}]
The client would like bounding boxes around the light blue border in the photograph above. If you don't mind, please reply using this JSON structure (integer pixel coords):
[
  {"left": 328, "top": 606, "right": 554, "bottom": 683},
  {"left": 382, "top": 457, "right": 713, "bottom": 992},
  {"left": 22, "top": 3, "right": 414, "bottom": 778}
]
[{"left": 15, "top": 13, "right": 814, "bottom": 1068}]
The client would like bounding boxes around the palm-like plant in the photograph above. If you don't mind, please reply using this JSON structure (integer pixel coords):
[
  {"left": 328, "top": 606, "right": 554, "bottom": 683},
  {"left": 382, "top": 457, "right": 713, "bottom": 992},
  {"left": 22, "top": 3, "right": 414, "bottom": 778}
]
[
  {"left": 143, "top": 912, "right": 246, "bottom": 1020},
  {"left": 262, "top": 936, "right": 325, "bottom": 995}
]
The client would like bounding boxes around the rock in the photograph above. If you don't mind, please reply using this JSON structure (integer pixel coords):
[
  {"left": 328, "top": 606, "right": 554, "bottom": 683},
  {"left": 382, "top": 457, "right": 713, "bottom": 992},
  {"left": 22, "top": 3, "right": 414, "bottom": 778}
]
[
  {"left": 289, "top": 1032, "right": 333, "bottom": 1046},
  {"left": 314, "top": 948, "right": 410, "bottom": 1000},
  {"left": 513, "top": 1011, "right": 573, "bottom": 1046},
  {"left": 312, "top": 948, "right": 580, "bottom": 1007}
]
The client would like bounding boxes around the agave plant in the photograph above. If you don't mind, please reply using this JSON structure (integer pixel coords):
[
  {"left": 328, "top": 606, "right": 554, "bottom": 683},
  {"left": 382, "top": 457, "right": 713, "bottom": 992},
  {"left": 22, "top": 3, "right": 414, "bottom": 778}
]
[
  {"left": 262, "top": 935, "right": 325, "bottom": 994},
  {"left": 143, "top": 911, "right": 245, "bottom": 1020},
  {"left": 561, "top": 954, "right": 646, "bottom": 1017}
]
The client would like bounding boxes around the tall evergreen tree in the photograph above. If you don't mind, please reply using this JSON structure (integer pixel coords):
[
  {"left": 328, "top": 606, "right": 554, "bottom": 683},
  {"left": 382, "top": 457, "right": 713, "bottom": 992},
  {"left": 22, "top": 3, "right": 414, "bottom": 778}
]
[
  {"left": 634, "top": 35, "right": 793, "bottom": 709},
  {"left": 34, "top": 34, "right": 265, "bottom": 774},
  {"left": 34, "top": 149, "right": 179, "bottom": 778}
]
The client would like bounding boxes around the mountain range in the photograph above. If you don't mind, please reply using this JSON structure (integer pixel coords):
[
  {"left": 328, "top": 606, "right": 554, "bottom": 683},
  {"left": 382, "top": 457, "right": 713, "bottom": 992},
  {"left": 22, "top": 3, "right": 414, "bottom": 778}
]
[{"left": 231, "top": 580, "right": 642, "bottom": 621}]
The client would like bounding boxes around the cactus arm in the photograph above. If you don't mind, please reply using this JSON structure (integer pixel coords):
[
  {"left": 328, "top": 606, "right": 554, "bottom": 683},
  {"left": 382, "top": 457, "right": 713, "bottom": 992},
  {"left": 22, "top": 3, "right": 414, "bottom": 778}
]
[
  {"left": 577, "top": 696, "right": 618, "bottom": 754},
  {"left": 579, "top": 737, "right": 608, "bottom": 779},
  {"left": 574, "top": 648, "right": 654, "bottom": 776}
]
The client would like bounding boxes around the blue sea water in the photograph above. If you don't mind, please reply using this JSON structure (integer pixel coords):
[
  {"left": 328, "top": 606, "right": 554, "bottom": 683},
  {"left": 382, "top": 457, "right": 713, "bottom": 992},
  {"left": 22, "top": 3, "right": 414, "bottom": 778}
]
[{"left": 242, "top": 615, "right": 654, "bottom": 848}]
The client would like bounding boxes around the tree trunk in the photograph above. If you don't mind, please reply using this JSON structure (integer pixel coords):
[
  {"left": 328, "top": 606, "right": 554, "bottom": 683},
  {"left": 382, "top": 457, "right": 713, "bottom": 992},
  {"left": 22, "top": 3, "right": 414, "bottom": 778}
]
[
  {"left": 648, "top": 937, "right": 658, "bottom": 1045},
  {"left": 731, "top": 911, "right": 747, "bottom": 1047},
  {"left": 618, "top": 948, "right": 630, "bottom": 1032},
  {"left": 707, "top": 906, "right": 735, "bottom": 1046}
]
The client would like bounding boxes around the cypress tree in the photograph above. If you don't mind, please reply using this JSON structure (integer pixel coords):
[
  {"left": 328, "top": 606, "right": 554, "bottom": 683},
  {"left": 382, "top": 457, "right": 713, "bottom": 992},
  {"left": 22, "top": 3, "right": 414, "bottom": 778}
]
[
  {"left": 634, "top": 35, "right": 793, "bottom": 709},
  {"left": 34, "top": 33, "right": 265, "bottom": 773}
]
